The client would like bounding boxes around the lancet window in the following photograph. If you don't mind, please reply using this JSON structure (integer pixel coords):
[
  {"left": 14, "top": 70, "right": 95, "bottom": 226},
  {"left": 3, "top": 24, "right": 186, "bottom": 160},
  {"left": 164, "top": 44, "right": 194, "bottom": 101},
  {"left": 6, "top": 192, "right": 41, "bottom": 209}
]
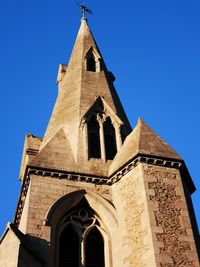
[
  {"left": 88, "top": 115, "right": 101, "bottom": 158},
  {"left": 103, "top": 118, "right": 117, "bottom": 160},
  {"left": 58, "top": 207, "right": 105, "bottom": 267},
  {"left": 59, "top": 224, "right": 80, "bottom": 267},
  {"left": 85, "top": 47, "right": 101, "bottom": 72},
  {"left": 85, "top": 227, "right": 105, "bottom": 267},
  {"left": 87, "top": 54, "right": 96, "bottom": 72},
  {"left": 87, "top": 113, "right": 118, "bottom": 161},
  {"left": 82, "top": 97, "right": 123, "bottom": 161}
]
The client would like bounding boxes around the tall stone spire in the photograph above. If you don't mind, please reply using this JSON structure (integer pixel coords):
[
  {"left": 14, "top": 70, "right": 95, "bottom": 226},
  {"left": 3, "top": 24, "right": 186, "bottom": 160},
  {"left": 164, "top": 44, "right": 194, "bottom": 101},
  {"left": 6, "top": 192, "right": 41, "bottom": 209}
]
[
  {"left": 1, "top": 14, "right": 199, "bottom": 267},
  {"left": 31, "top": 19, "right": 131, "bottom": 176}
]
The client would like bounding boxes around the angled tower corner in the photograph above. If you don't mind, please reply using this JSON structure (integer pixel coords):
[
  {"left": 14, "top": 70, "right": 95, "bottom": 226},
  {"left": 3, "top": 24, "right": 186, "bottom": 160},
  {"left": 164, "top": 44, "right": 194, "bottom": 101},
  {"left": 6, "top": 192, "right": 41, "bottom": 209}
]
[{"left": 0, "top": 16, "right": 199, "bottom": 267}]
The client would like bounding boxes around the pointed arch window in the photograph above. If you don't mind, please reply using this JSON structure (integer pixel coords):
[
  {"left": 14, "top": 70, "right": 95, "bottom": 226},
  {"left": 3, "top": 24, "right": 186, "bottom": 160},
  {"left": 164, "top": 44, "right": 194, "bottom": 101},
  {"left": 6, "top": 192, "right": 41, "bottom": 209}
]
[
  {"left": 59, "top": 224, "right": 80, "bottom": 267},
  {"left": 103, "top": 118, "right": 117, "bottom": 160},
  {"left": 87, "top": 115, "right": 118, "bottom": 161},
  {"left": 83, "top": 97, "right": 122, "bottom": 161},
  {"left": 85, "top": 227, "right": 105, "bottom": 267},
  {"left": 88, "top": 115, "right": 101, "bottom": 159},
  {"left": 58, "top": 207, "right": 106, "bottom": 267},
  {"left": 87, "top": 54, "right": 96, "bottom": 72},
  {"left": 85, "top": 47, "right": 102, "bottom": 72}
]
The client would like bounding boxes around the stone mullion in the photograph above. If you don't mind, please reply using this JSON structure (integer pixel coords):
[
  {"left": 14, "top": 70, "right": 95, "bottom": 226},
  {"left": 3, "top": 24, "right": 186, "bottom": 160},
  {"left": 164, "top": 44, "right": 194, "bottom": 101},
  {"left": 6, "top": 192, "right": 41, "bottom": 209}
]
[
  {"left": 97, "top": 113, "right": 106, "bottom": 162},
  {"left": 99, "top": 121, "right": 106, "bottom": 162},
  {"left": 113, "top": 122, "right": 122, "bottom": 152},
  {"left": 83, "top": 119, "right": 89, "bottom": 160},
  {"left": 81, "top": 234, "right": 85, "bottom": 267}
]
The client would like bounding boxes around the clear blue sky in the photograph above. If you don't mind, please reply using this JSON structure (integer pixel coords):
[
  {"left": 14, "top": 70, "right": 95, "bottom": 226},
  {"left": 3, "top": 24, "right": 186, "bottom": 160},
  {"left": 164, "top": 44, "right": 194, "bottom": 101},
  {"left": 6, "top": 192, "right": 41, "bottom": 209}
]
[{"left": 0, "top": 0, "right": 200, "bottom": 235}]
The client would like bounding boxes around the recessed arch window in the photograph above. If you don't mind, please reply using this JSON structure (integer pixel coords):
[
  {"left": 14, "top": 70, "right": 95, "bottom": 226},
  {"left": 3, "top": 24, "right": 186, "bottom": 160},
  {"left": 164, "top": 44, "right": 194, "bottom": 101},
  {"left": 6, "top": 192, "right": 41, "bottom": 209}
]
[{"left": 103, "top": 118, "right": 117, "bottom": 160}]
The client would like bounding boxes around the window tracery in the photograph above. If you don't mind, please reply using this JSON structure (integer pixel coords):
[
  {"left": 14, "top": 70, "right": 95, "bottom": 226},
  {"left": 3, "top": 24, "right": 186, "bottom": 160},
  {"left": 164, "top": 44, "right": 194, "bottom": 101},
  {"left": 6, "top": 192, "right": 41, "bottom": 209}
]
[{"left": 58, "top": 208, "right": 105, "bottom": 267}]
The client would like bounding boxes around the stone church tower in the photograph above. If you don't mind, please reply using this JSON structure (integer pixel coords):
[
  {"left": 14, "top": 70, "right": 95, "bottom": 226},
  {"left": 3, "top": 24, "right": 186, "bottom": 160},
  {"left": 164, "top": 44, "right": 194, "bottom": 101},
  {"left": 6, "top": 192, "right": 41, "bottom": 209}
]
[{"left": 0, "top": 17, "right": 199, "bottom": 267}]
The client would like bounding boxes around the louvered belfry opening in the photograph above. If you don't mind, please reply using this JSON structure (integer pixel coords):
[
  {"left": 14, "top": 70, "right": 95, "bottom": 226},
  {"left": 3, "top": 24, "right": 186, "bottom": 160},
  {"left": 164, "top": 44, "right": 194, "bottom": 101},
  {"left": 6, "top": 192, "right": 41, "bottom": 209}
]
[
  {"left": 88, "top": 115, "right": 101, "bottom": 159},
  {"left": 59, "top": 224, "right": 80, "bottom": 267},
  {"left": 103, "top": 117, "right": 117, "bottom": 160},
  {"left": 85, "top": 227, "right": 105, "bottom": 267}
]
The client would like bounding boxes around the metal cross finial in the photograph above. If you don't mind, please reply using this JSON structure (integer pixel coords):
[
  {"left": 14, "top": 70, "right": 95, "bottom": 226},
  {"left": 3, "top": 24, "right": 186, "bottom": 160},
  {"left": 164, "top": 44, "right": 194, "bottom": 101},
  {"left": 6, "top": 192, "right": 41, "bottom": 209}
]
[{"left": 77, "top": 2, "right": 92, "bottom": 19}]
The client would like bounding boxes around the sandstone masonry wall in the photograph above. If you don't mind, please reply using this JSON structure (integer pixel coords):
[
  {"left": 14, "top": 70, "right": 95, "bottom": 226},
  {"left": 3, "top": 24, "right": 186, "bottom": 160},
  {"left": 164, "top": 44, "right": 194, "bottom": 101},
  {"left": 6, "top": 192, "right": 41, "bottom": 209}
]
[
  {"left": 0, "top": 230, "right": 20, "bottom": 267},
  {"left": 143, "top": 164, "right": 199, "bottom": 267},
  {"left": 24, "top": 175, "right": 112, "bottom": 238},
  {"left": 112, "top": 164, "right": 157, "bottom": 267}
]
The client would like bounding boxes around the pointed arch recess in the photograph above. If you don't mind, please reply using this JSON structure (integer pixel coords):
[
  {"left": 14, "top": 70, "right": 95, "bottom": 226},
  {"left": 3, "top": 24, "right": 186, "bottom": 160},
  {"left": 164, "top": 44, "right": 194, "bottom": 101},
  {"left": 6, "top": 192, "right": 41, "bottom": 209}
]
[
  {"left": 44, "top": 190, "right": 118, "bottom": 232},
  {"left": 82, "top": 96, "right": 123, "bottom": 127},
  {"left": 45, "top": 190, "right": 116, "bottom": 267}
]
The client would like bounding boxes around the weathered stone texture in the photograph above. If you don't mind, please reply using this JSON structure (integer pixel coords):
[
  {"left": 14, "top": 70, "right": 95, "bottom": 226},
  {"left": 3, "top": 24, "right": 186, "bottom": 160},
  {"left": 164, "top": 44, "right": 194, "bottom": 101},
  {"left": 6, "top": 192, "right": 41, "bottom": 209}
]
[
  {"left": 109, "top": 118, "right": 181, "bottom": 176},
  {"left": 19, "top": 134, "right": 42, "bottom": 181},
  {"left": 24, "top": 174, "right": 112, "bottom": 238},
  {"left": 112, "top": 164, "right": 157, "bottom": 267},
  {"left": 143, "top": 164, "right": 199, "bottom": 267}
]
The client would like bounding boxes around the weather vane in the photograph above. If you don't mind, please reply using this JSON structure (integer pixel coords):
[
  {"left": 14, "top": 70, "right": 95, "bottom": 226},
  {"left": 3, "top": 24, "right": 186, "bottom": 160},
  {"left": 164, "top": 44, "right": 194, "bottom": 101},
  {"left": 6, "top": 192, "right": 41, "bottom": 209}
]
[{"left": 77, "top": 1, "right": 92, "bottom": 19}]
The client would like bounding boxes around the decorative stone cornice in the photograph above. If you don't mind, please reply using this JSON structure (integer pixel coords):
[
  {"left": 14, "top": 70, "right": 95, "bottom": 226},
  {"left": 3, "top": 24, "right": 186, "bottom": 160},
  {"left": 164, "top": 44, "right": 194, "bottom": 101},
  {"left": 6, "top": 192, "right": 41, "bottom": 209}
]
[
  {"left": 28, "top": 169, "right": 109, "bottom": 184},
  {"left": 108, "top": 156, "right": 182, "bottom": 184},
  {"left": 14, "top": 156, "right": 182, "bottom": 227},
  {"left": 14, "top": 169, "right": 110, "bottom": 226}
]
